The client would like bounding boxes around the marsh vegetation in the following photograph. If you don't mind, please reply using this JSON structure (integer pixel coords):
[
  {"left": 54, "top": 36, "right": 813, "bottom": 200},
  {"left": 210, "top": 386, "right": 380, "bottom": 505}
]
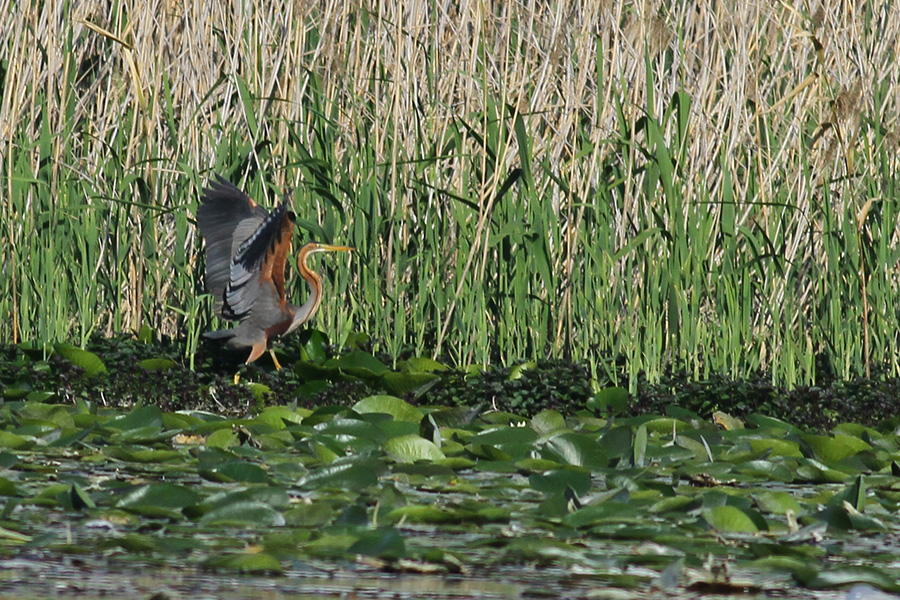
[
  {"left": 3, "top": 1, "right": 900, "bottom": 597},
  {"left": 3, "top": 0, "right": 900, "bottom": 386}
]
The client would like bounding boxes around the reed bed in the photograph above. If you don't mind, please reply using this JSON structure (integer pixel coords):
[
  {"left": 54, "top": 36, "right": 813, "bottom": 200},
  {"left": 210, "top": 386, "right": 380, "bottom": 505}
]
[{"left": 2, "top": 0, "right": 900, "bottom": 386}]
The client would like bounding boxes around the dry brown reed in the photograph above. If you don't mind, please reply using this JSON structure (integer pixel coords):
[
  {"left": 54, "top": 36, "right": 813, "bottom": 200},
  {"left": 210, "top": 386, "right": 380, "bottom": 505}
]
[{"left": 2, "top": 0, "right": 900, "bottom": 382}]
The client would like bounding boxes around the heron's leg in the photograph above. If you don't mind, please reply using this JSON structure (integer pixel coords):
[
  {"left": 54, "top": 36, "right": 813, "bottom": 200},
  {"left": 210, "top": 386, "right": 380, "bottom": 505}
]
[
  {"left": 246, "top": 342, "right": 267, "bottom": 364},
  {"left": 269, "top": 348, "right": 283, "bottom": 370}
]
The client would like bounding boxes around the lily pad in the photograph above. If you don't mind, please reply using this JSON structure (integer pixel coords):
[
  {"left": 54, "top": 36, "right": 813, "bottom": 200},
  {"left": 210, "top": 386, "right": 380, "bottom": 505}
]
[
  {"left": 353, "top": 396, "right": 424, "bottom": 423},
  {"left": 384, "top": 434, "right": 446, "bottom": 463},
  {"left": 204, "top": 552, "right": 283, "bottom": 573},
  {"left": 53, "top": 343, "right": 107, "bottom": 376},
  {"left": 703, "top": 505, "right": 766, "bottom": 533},
  {"left": 297, "top": 458, "right": 384, "bottom": 490},
  {"left": 199, "top": 501, "right": 286, "bottom": 527},
  {"left": 802, "top": 434, "right": 872, "bottom": 465},
  {"left": 347, "top": 527, "right": 406, "bottom": 559}
]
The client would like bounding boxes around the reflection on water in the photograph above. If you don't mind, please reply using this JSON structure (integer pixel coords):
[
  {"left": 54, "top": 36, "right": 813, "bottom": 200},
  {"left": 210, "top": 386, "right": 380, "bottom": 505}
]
[{"left": 0, "top": 557, "right": 527, "bottom": 599}]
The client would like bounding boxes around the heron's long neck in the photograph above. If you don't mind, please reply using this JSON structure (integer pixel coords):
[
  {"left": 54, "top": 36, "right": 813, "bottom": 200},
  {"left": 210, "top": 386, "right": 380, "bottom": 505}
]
[{"left": 286, "top": 261, "right": 322, "bottom": 334}]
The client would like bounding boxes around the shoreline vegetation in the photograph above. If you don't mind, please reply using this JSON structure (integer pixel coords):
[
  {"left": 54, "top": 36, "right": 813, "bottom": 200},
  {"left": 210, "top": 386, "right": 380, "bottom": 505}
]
[
  {"left": 3, "top": 2, "right": 900, "bottom": 389},
  {"left": 4, "top": 332, "right": 900, "bottom": 433}
]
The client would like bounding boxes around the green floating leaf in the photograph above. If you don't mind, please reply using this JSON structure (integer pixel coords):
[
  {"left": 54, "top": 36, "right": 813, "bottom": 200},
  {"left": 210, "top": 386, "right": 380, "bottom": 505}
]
[
  {"left": 498, "top": 537, "right": 589, "bottom": 566},
  {"left": 2, "top": 385, "right": 30, "bottom": 400},
  {"left": 328, "top": 351, "right": 390, "bottom": 377},
  {"left": 118, "top": 483, "right": 202, "bottom": 517},
  {"left": 469, "top": 426, "right": 538, "bottom": 447},
  {"left": 745, "top": 414, "right": 802, "bottom": 435},
  {"left": 205, "top": 551, "right": 283, "bottom": 574},
  {"left": 206, "top": 428, "right": 239, "bottom": 449},
  {"left": 315, "top": 418, "right": 386, "bottom": 443},
  {"left": 633, "top": 424, "right": 648, "bottom": 467},
  {"left": 16, "top": 403, "right": 74, "bottom": 427},
  {"left": 106, "top": 533, "right": 157, "bottom": 553},
  {"left": 735, "top": 460, "right": 795, "bottom": 482},
  {"left": 598, "top": 426, "right": 633, "bottom": 459},
  {"left": 0, "top": 432, "right": 30, "bottom": 450},
  {"left": 515, "top": 458, "right": 565, "bottom": 473},
  {"left": 34, "top": 483, "right": 71, "bottom": 507},
  {"left": 650, "top": 495, "right": 697, "bottom": 514},
  {"left": 561, "top": 494, "right": 635, "bottom": 528},
  {"left": 830, "top": 474, "right": 866, "bottom": 511},
  {"left": 537, "top": 491, "right": 578, "bottom": 519},
  {"left": 754, "top": 491, "right": 804, "bottom": 516},
  {"left": 353, "top": 395, "right": 424, "bottom": 423},
  {"left": 531, "top": 410, "right": 567, "bottom": 435},
  {"left": 802, "top": 434, "right": 872, "bottom": 466},
  {"left": 427, "top": 406, "right": 485, "bottom": 430},
  {"left": 387, "top": 504, "right": 508, "bottom": 525},
  {"left": 795, "top": 459, "right": 850, "bottom": 483},
  {"left": 587, "top": 386, "right": 629, "bottom": 416},
  {"left": 200, "top": 501, "right": 285, "bottom": 527},
  {"left": 256, "top": 406, "right": 305, "bottom": 429},
  {"left": 109, "top": 426, "right": 176, "bottom": 445},
  {"left": 104, "top": 447, "right": 182, "bottom": 463},
  {"left": 199, "top": 460, "right": 269, "bottom": 483},
  {"left": 703, "top": 505, "right": 761, "bottom": 533},
  {"left": 541, "top": 433, "right": 608, "bottom": 470},
  {"left": 69, "top": 484, "right": 95, "bottom": 510},
  {"left": 0, "top": 525, "right": 31, "bottom": 544},
  {"left": 643, "top": 417, "right": 691, "bottom": 435},
  {"left": 300, "top": 533, "right": 358, "bottom": 559},
  {"left": 105, "top": 405, "right": 164, "bottom": 431},
  {"left": 384, "top": 435, "right": 445, "bottom": 463},
  {"left": 284, "top": 503, "right": 336, "bottom": 527},
  {"left": 380, "top": 372, "right": 440, "bottom": 398},
  {"left": 803, "top": 566, "right": 897, "bottom": 589},
  {"left": 203, "top": 487, "right": 290, "bottom": 512},
  {"left": 435, "top": 457, "right": 475, "bottom": 470},
  {"left": 745, "top": 555, "right": 813, "bottom": 577},
  {"left": 746, "top": 438, "right": 803, "bottom": 459},
  {"left": 0, "top": 477, "right": 19, "bottom": 496},
  {"left": 53, "top": 343, "right": 107, "bottom": 376},
  {"left": 347, "top": 527, "right": 406, "bottom": 559},
  {"left": 813, "top": 504, "right": 887, "bottom": 533},
  {"left": 297, "top": 458, "right": 384, "bottom": 490},
  {"left": 529, "top": 468, "right": 592, "bottom": 496}
]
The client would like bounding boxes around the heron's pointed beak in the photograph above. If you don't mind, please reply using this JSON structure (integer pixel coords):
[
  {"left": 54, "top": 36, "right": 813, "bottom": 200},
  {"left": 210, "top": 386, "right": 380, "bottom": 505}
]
[{"left": 316, "top": 244, "right": 354, "bottom": 252}]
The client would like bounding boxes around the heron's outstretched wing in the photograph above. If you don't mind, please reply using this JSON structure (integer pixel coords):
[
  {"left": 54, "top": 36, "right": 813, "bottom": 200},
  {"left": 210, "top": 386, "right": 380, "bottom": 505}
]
[
  {"left": 198, "top": 175, "right": 296, "bottom": 322},
  {"left": 223, "top": 202, "right": 295, "bottom": 320},
  {"left": 198, "top": 175, "right": 267, "bottom": 315}
]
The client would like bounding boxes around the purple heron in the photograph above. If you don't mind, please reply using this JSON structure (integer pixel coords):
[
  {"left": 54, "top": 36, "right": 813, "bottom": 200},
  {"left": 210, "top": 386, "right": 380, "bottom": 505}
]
[{"left": 198, "top": 175, "right": 352, "bottom": 370}]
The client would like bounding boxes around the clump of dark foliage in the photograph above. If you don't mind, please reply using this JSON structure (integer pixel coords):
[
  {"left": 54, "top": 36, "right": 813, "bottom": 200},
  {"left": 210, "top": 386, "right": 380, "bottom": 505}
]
[
  {"left": 625, "top": 366, "right": 900, "bottom": 432},
  {"left": 2, "top": 335, "right": 899, "bottom": 432},
  {"left": 428, "top": 361, "right": 593, "bottom": 416},
  {"left": 1, "top": 335, "right": 369, "bottom": 418}
]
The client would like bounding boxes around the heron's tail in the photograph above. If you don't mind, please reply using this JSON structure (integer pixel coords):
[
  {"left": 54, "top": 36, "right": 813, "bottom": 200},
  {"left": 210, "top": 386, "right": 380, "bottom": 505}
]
[{"left": 203, "top": 329, "right": 236, "bottom": 341}]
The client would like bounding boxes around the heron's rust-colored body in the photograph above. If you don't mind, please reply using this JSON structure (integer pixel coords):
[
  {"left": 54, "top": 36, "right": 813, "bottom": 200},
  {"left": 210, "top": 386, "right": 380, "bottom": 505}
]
[{"left": 197, "top": 175, "right": 352, "bottom": 369}]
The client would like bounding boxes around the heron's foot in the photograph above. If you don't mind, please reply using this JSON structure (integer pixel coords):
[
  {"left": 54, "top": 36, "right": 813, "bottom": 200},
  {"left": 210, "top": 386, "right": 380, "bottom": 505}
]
[
  {"left": 233, "top": 371, "right": 241, "bottom": 385},
  {"left": 269, "top": 348, "right": 283, "bottom": 371}
]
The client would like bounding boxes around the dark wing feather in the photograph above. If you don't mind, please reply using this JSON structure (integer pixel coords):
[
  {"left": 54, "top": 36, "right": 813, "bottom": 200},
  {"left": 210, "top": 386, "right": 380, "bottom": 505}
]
[
  {"left": 197, "top": 175, "right": 267, "bottom": 317},
  {"left": 222, "top": 202, "right": 294, "bottom": 320}
]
